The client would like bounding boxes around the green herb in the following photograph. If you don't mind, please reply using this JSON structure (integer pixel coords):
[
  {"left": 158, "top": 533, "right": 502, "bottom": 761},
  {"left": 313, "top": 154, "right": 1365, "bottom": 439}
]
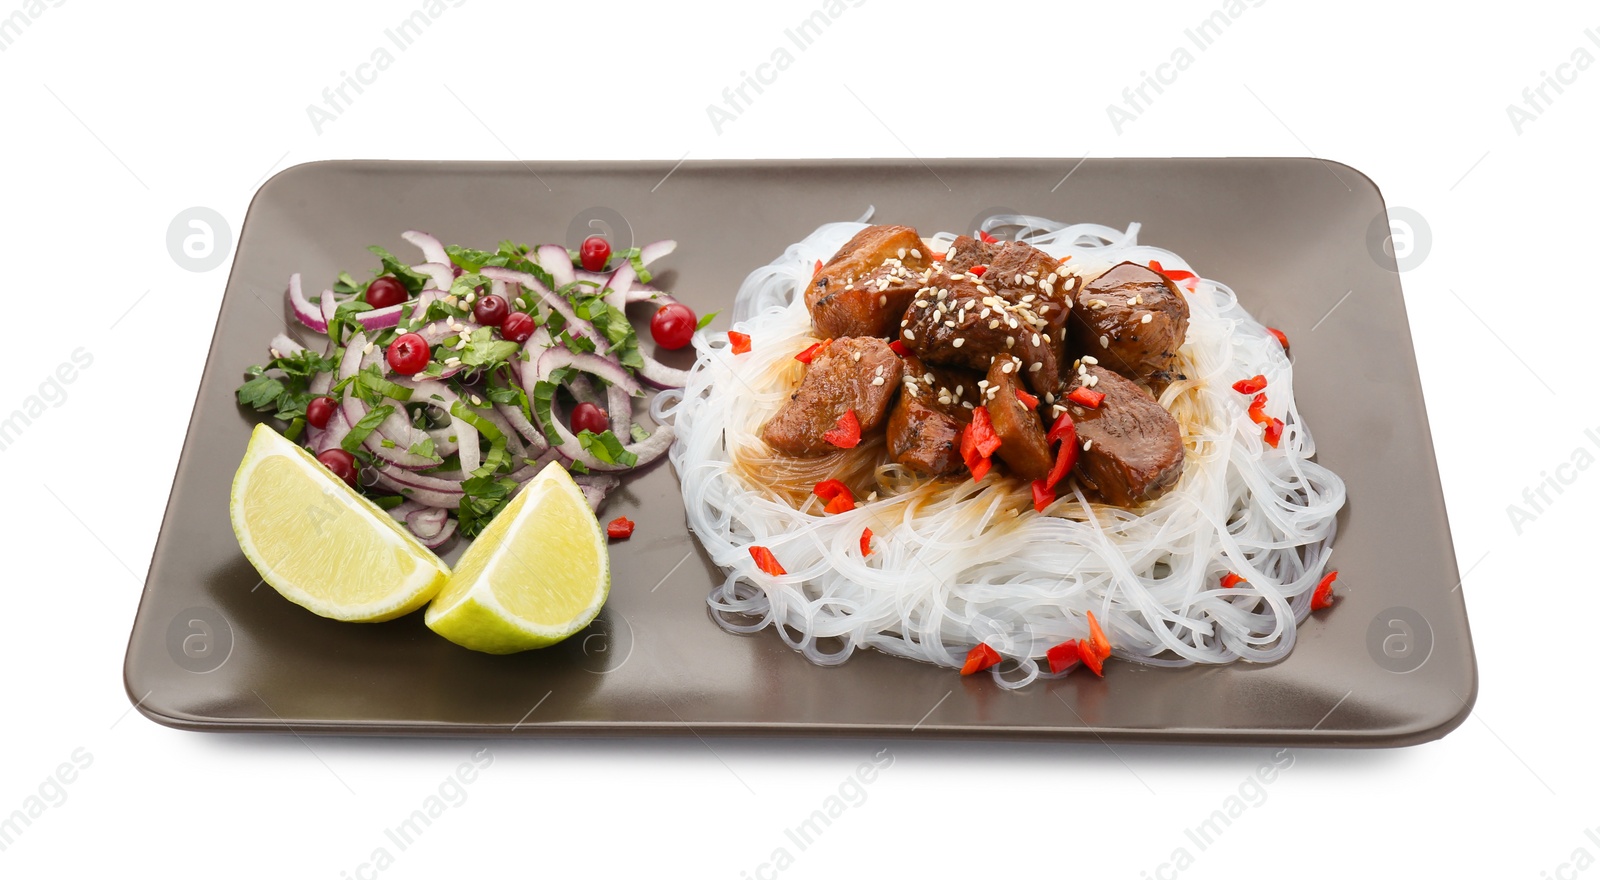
[
  {"left": 356, "top": 364, "right": 415, "bottom": 404},
  {"left": 567, "top": 460, "right": 588, "bottom": 475},
  {"left": 458, "top": 327, "right": 522, "bottom": 370},
  {"left": 696, "top": 310, "right": 720, "bottom": 330},
  {"left": 457, "top": 475, "right": 518, "bottom": 538},
  {"left": 407, "top": 437, "right": 437, "bottom": 460},
  {"left": 630, "top": 423, "right": 650, "bottom": 443},
  {"left": 235, "top": 349, "right": 339, "bottom": 422},
  {"left": 531, "top": 366, "right": 576, "bottom": 446},
  {"left": 341, "top": 405, "right": 394, "bottom": 453},
  {"left": 329, "top": 300, "right": 373, "bottom": 346},
  {"left": 370, "top": 495, "right": 406, "bottom": 510},
  {"left": 577, "top": 429, "right": 638, "bottom": 468},
  {"left": 368, "top": 245, "right": 431, "bottom": 294},
  {"left": 611, "top": 246, "right": 653, "bottom": 285},
  {"left": 333, "top": 272, "right": 364, "bottom": 297}
]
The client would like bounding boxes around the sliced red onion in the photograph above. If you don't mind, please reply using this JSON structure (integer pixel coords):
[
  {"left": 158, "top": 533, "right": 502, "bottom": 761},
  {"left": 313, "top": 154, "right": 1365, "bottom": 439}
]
[
  {"left": 573, "top": 473, "right": 619, "bottom": 512},
  {"left": 412, "top": 261, "right": 454, "bottom": 292},
  {"left": 480, "top": 267, "right": 607, "bottom": 354},
  {"left": 320, "top": 288, "right": 339, "bottom": 330},
  {"left": 269, "top": 333, "right": 305, "bottom": 357},
  {"left": 637, "top": 355, "right": 690, "bottom": 389},
  {"left": 416, "top": 516, "right": 457, "bottom": 548},
  {"left": 607, "top": 381, "right": 632, "bottom": 437},
  {"left": 385, "top": 500, "right": 425, "bottom": 523},
  {"left": 372, "top": 466, "right": 462, "bottom": 509},
  {"left": 536, "top": 244, "right": 575, "bottom": 288},
  {"left": 625, "top": 286, "right": 674, "bottom": 306},
  {"left": 495, "top": 401, "right": 548, "bottom": 451},
  {"left": 353, "top": 304, "right": 404, "bottom": 332},
  {"left": 567, "top": 374, "right": 603, "bottom": 405},
  {"left": 287, "top": 274, "right": 328, "bottom": 333},
  {"left": 535, "top": 347, "right": 642, "bottom": 396},
  {"left": 402, "top": 231, "right": 450, "bottom": 266},
  {"left": 638, "top": 240, "right": 677, "bottom": 268},
  {"left": 602, "top": 262, "right": 635, "bottom": 314},
  {"left": 407, "top": 506, "right": 449, "bottom": 540}
]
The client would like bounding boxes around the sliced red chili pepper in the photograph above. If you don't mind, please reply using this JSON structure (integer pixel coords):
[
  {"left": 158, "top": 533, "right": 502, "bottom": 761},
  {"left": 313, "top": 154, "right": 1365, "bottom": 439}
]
[
  {"left": 1267, "top": 327, "right": 1290, "bottom": 353},
  {"left": 1248, "top": 398, "right": 1272, "bottom": 426},
  {"left": 888, "top": 339, "right": 909, "bottom": 357},
  {"left": 813, "top": 258, "right": 822, "bottom": 276},
  {"left": 824, "top": 493, "right": 855, "bottom": 514},
  {"left": 1015, "top": 388, "right": 1039, "bottom": 409},
  {"left": 749, "top": 545, "right": 786, "bottom": 576},
  {"left": 860, "top": 527, "right": 873, "bottom": 556},
  {"left": 605, "top": 516, "right": 635, "bottom": 540},
  {"left": 1312, "top": 570, "right": 1337, "bottom": 610},
  {"left": 1031, "top": 480, "right": 1055, "bottom": 513},
  {"left": 960, "top": 642, "right": 1002, "bottom": 675},
  {"left": 969, "top": 406, "right": 1001, "bottom": 458},
  {"left": 1080, "top": 610, "right": 1111, "bottom": 677},
  {"left": 1220, "top": 572, "right": 1245, "bottom": 589},
  {"left": 1232, "top": 374, "right": 1267, "bottom": 395},
  {"left": 977, "top": 229, "right": 999, "bottom": 244},
  {"left": 1058, "top": 254, "right": 1073, "bottom": 264},
  {"left": 1148, "top": 259, "right": 1198, "bottom": 291},
  {"left": 822, "top": 409, "right": 861, "bottom": 448},
  {"left": 728, "top": 331, "right": 751, "bottom": 354},
  {"left": 794, "top": 341, "right": 825, "bottom": 364},
  {"left": 1046, "top": 640, "right": 1080, "bottom": 674},
  {"left": 813, "top": 479, "right": 851, "bottom": 502},
  {"left": 969, "top": 264, "right": 987, "bottom": 277},
  {"left": 1047, "top": 410, "right": 1077, "bottom": 447},
  {"left": 1263, "top": 417, "right": 1285, "bottom": 448},
  {"left": 1066, "top": 386, "right": 1105, "bottom": 409},
  {"left": 1046, "top": 436, "right": 1078, "bottom": 489}
]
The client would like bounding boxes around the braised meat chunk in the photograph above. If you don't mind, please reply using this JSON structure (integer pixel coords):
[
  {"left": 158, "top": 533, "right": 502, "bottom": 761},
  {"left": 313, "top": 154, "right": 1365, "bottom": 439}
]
[
  {"left": 1063, "top": 365, "right": 1184, "bottom": 506},
  {"left": 983, "top": 241, "right": 1081, "bottom": 339},
  {"left": 886, "top": 353, "right": 977, "bottom": 476},
  {"left": 761, "top": 337, "right": 903, "bottom": 457},
  {"left": 940, "top": 234, "right": 1000, "bottom": 274},
  {"left": 1069, "top": 262, "right": 1189, "bottom": 380},
  {"left": 806, "top": 225, "right": 930, "bottom": 339},
  {"left": 897, "top": 267, "right": 1062, "bottom": 396},
  {"left": 984, "top": 356, "right": 1052, "bottom": 482}
]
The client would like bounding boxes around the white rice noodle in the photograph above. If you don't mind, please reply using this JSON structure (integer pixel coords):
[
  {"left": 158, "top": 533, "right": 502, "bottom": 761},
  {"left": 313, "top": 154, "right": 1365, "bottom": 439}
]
[{"left": 663, "top": 216, "right": 1345, "bottom": 689}]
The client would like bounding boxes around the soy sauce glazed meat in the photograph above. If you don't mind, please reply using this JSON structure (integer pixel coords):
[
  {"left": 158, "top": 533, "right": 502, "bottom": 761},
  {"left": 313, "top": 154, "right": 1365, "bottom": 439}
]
[{"left": 760, "top": 224, "right": 1188, "bottom": 509}]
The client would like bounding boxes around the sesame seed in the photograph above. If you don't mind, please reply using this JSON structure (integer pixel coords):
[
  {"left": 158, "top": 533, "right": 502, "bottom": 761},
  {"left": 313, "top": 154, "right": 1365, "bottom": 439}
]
[
  {"left": 868, "top": 491, "right": 879, "bottom": 501},
  {"left": 1141, "top": 313, "right": 1154, "bottom": 324},
  {"left": 879, "top": 295, "right": 888, "bottom": 307},
  {"left": 904, "top": 330, "right": 915, "bottom": 340},
  {"left": 989, "top": 319, "right": 1001, "bottom": 329},
  {"left": 465, "top": 293, "right": 476, "bottom": 305},
  {"left": 1045, "top": 393, "right": 1056, "bottom": 404},
  {"left": 923, "top": 372, "right": 934, "bottom": 383},
  {"left": 1100, "top": 335, "right": 1110, "bottom": 348},
  {"left": 911, "top": 249, "right": 921, "bottom": 259},
  {"left": 898, "top": 248, "right": 907, "bottom": 259},
  {"left": 1006, "top": 337, "right": 1015, "bottom": 348},
  {"left": 871, "top": 377, "right": 885, "bottom": 386},
  {"left": 413, "top": 372, "right": 428, "bottom": 381},
  {"left": 963, "top": 401, "right": 974, "bottom": 409},
  {"left": 1088, "top": 375, "right": 1100, "bottom": 387},
  {"left": 1029, "top": 362, "right": 1043, "bottom": 372},
  {"left": 944, "top": 320, "right": 956, "bottom": 329},
  {"left": 874, "top": 365, "right": 884, "bottom": 376},
  {"left": 1032, "top": 334, "right": 1041, "bottom": 347},
  {"left": 1082, "top": 355, "right": 1099, "bottom": 364},
  {"left": 1083, "top": 439, "right": 1093, "bottom": 451},
  {"left": 852, "top": 351, "right": 862, "bottom": 362},
  {"left": 1001, "top": 362, "right": 1013, "bottom": 374},
  {"left": 269, "top": 348, "right": 281, "bottom": 359},
  {"left": 1014, "top": 274, "right": 1023, "bottom": 284},
  {"left": 1047, "top": 273, "right": 1058, "bottom": 284},
  {"left": 952, "top": 338, "right": 965, "bottom": 348}
]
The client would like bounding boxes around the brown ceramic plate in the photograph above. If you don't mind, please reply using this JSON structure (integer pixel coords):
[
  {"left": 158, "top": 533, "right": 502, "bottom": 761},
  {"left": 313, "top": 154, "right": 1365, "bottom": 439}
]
[{"left": 123, "top": 158, "right": 1475, "bottom": 746}]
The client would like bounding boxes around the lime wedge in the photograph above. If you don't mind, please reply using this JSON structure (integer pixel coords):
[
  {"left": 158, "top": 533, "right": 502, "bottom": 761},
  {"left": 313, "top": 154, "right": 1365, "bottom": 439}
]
[
  {"left": 230, "top": 424, "right": 449, "bottom": 622},
  {"left": 424, "top": 461, "right": 609, "bottom": 653}
]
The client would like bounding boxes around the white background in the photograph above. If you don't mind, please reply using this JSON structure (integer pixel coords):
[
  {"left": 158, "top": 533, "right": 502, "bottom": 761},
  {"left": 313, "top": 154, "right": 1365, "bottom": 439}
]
[{"left": 1, "top": 0, "right": 1592, "bottom": 876}]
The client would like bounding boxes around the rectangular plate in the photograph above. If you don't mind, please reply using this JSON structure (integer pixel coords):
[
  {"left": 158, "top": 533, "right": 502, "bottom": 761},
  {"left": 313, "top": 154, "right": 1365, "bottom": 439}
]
[{"left": 124, "top": 158, "right": 1476, "bottom": 746}]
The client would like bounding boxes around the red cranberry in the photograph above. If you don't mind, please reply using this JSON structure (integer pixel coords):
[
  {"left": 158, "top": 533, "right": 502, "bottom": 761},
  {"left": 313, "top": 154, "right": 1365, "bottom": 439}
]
[
  {"left": 650, "top": 301, "right": 697, "bottom": 350},
  {"left": 501, "top": 312, "right": 536, "bottom": 344},
  {"left": 305, "top": 396, "right": 336, "bottom": 429},
  {"left": 579, "top": 236, "right": 611, "bottom": 272},
  {"left": 365, "top": 276, "right": 408, "bottom": 309},
  {"left": 386, "top": 332, "right": 431, "bottom": 375},
  {"left": 473, "top": 294, "right": 509, "bottom": 327},
  {"left": 316, "top": 449, "right": 358, "bottom": 487},
  {"left": 570, "top": 402, "right": 608, "bottom": 435}
]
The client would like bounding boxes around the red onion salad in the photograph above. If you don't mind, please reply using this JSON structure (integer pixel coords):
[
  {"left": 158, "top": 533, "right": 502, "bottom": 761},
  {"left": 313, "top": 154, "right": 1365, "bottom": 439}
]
[{"left": 235, "top": 231, "right": 693, "bottom": 546}]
